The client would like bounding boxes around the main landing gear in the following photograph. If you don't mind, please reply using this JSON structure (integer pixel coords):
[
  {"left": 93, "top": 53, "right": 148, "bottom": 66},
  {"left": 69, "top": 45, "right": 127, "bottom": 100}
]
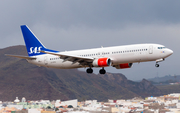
[
  {"left": 99, "top": 68, "right": 106, "bottom": 74},
  {"left": 86, "top": 68, "right": 93, "bottom": 73},
  {"left": 86, "top": 67, "right": 106, "bottom": 74}
]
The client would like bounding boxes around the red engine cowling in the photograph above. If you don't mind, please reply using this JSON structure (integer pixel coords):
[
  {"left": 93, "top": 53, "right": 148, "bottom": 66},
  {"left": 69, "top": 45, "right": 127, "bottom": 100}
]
[
  {"left": 114, "top": 63, "right": 133, "bottom": 69},
  {"left": 93, "top": 58, "right": 111, "bottom": 67}
]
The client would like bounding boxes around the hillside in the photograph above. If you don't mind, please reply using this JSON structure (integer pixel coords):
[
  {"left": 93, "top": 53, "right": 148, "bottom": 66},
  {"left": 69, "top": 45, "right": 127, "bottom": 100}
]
[
  {"left": 102, "top": 73, "right": 162, "bottom": 97},
  {"left": 148, "top": 75, "right": 180, "bottom": 85},
  {"left": 0, "top": 46, "right": 162, "bottom": 101},
  {"left": 157, "top": 84, "right": 180, "bottom": 95}
]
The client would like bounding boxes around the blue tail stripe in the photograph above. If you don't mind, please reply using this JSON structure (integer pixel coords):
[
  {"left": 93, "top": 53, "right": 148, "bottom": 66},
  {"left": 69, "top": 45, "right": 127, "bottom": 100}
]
[{"left": 21, "top": 25, "right": 59, "bottom": 56}]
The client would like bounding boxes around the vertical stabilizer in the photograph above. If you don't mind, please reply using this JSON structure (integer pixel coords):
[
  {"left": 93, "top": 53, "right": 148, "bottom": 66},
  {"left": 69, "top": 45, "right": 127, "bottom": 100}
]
[{"left": 21, "top": 25, "right": 58, "bottom": 56}]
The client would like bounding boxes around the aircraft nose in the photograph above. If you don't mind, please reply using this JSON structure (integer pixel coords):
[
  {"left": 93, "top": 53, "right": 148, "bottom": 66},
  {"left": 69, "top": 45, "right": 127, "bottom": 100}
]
[{"left": 167, "top": 49, "right": 173, "bottom": 56}]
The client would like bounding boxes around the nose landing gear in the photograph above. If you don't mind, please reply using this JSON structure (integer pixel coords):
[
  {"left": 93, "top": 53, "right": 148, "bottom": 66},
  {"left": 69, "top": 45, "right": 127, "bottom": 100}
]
[
  {"left": 155, "top": 58, "right": 165, "bottom": 68},
  {"left": 155, "top": 63, "right": 159, "bottom": 67}
]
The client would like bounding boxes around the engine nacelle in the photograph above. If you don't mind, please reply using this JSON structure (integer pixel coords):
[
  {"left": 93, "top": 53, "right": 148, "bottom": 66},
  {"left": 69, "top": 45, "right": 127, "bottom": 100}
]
[
  {"left": 114, "top": 63, "right": 133, "bottom": 69},
  {"left": 93, "top": 58, "right": 111, "bottom": 67}
]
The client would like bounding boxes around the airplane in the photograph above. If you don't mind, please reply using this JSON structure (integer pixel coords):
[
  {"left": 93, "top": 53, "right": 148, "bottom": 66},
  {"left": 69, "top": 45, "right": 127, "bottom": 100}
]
[{"left": 6, "top": 25, "right": 173, "bottom": 74}]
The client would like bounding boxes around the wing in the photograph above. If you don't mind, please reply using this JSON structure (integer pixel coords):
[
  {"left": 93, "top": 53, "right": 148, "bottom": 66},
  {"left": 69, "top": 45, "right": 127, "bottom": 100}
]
[
  {"left": 40, "top": 51, "right": 94, "bottom": 66},
  {"left": 5, "top": 54, "right": 36, "bottom": 60}
]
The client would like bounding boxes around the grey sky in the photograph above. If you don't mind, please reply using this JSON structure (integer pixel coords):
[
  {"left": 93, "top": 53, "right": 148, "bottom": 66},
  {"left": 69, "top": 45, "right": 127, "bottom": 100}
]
[{"left": 0, "top": 1, "right": 180, "bottom": 80}]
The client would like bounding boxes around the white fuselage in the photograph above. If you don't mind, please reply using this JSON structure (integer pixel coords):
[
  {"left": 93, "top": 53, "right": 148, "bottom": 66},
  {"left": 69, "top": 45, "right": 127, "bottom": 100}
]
[{"left": 27, "top": 44, "right": 173, "bottom": 69}]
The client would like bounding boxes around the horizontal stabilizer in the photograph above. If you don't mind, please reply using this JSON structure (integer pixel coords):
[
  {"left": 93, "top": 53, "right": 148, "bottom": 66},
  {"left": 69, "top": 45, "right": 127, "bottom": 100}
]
[{"left": 5, "top": 54, "right": 36, "bottom": 60}]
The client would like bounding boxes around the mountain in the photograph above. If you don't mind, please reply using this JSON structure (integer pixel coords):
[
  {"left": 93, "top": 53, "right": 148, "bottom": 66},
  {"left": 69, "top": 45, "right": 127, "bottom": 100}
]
[
  {"left": 147, "top": 75, "right": 180, "bottom": 84},
  {"left": 101, "top": 73, "right": 162, "bottom": 97},
  {"left": 0, "top": 45, "right": 162, "bottom": 101},
  {"left": 0, "top": 45, "right": 27, "bottom": 68}
]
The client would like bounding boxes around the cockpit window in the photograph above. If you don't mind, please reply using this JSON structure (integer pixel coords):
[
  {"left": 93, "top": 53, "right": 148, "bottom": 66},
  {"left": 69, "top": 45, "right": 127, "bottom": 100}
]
[{"left": 158, "top": 47, "right": 166, "bottom": 49}]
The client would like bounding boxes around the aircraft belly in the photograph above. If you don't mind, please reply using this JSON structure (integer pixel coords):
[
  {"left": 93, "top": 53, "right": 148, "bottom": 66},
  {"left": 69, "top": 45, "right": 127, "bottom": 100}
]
[
  {"left": 48, "top": 60, "right": 81, "bottom": 69},
  {"left": 59, "top": 61, "right": 82, "bottom": 69},
  {"left": 28, "top": 58, "right": 81, "bottom": 69}
]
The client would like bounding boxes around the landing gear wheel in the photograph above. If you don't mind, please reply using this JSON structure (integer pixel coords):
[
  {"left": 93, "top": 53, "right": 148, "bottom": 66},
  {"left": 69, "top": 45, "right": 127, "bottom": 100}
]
[
  {"left": 99, "top": 69, "right": 106, "bottom": 74},
  {"left": 86, "top": 68, "right": 93, "bottom": 73},
  {"left": 155, "top": 64, "right": 159, "bottom": 67}
]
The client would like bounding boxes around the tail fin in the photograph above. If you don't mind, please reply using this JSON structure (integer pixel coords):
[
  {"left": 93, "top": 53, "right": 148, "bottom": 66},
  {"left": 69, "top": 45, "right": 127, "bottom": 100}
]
[{"left": 21, "top": 25, "right": 58, "bottom": 56}]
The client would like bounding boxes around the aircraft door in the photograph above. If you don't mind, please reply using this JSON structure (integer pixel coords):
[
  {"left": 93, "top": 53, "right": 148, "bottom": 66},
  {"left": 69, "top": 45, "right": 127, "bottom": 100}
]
[
  {"left": 97, "top": 52, "right": 101, "bottom": 58},
  {"left": 44, "top": 56, "right": 48, "bottom": 65},
  {"left": 149, "top": 45, "right": 153, "bottom": 54}
]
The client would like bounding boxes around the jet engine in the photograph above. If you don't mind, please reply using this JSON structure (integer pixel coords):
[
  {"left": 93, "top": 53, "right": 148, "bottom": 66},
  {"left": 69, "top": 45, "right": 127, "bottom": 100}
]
[
  {"left": 114, "top": 63, "right": 133, "bottom": 69},
  {"left": 93, "top": 58, "right": 111, "bottom": 67}
]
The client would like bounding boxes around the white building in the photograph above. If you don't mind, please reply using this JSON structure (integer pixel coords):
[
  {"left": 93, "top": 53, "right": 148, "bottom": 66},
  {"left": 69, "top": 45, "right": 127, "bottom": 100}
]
[{"left": 55, "top": 99, "right": 78, "bottom": 108}]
